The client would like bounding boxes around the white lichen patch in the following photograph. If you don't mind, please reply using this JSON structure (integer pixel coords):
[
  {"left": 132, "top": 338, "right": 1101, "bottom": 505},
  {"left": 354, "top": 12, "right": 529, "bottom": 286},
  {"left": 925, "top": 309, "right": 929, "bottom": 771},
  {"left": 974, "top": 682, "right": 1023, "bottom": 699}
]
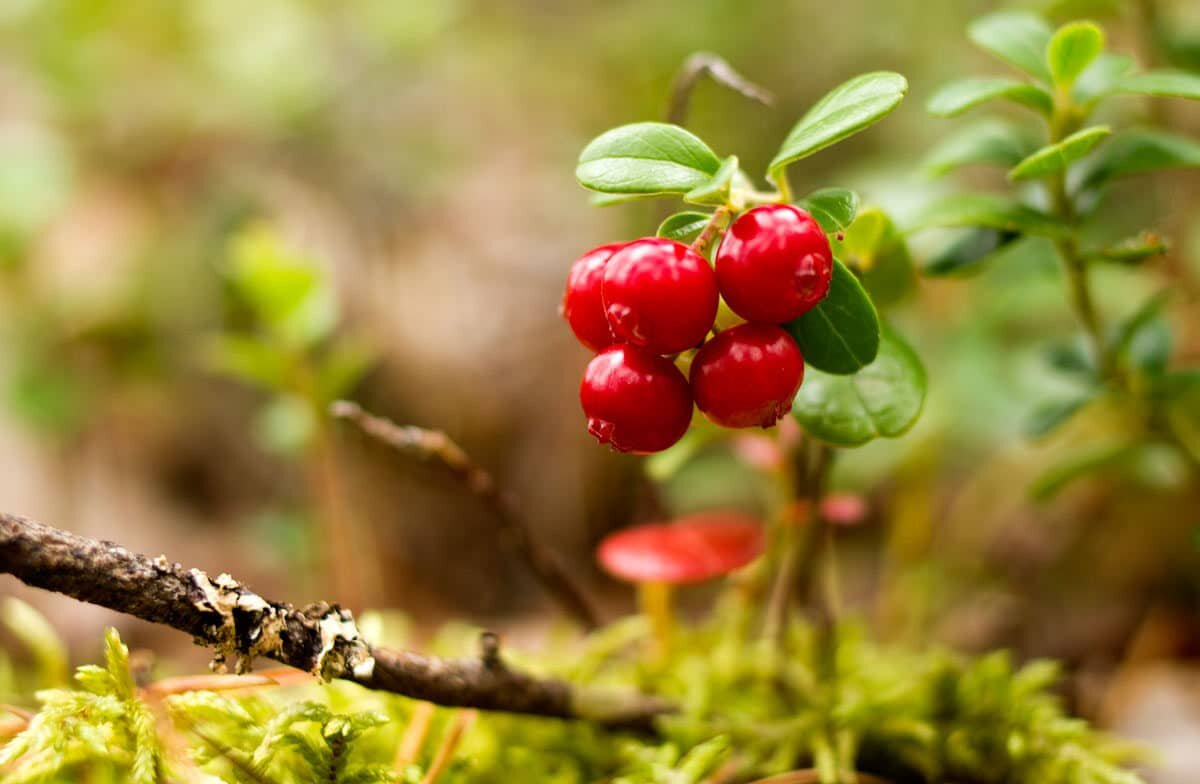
[
  {"left": 315, "top": 608, "right": 375, "bottom": 682},
  {"left": 188, "top": 568, "right": 289, "bottom": 674}
]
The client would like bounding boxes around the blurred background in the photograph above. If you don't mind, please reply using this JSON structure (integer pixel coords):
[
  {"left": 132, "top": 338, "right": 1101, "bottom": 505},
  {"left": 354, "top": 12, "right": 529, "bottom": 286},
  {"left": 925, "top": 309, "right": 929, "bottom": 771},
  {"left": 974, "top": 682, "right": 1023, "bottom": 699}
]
[{"left": 0, "top": 0, "right": 1199, "bottom": 778}]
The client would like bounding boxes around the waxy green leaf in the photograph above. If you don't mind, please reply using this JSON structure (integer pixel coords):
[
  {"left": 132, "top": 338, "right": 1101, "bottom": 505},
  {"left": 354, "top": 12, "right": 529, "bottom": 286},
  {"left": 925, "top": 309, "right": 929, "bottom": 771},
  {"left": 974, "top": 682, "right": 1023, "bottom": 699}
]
[
  {"left": 1077, "top": 129, "right": 1200, "bottom": 190},
  {"left": 833, "top": 207, "right": 916, "bottom": 306},
  {"left": 921, "top": 228, "right": 1022, "bottom": 276},
  {"left": 768, "top": 72, "right": 907, "bottom": 177},
  {"left": 1073, "top": 53, "right": 1135, "bottom": 103},
  {"left": 1008, "top": 125, "right": 1111, "bottom": 181},
  {"left": 1111, "top": 70, "right": 1200, "bottom": 100},
  {"left": 791, "top": 327, "right": 926, "bottom": 447},
  {"left": 576, "top": 122, "right": 722, "bottom": 196},
  {"left": 797, "top": 188, "right": 859, "bottom": 233},
  {"left": 785, "top": 259, "right": 881, "bottom": 375},
  {"left": 908, "top": 193, "right": 1068, "bottom": 238},
  {"left": 684, "top": 155, "right": 738, "bottom": 206},
  {"left": 926, "top": 78, "right": 1053, "bottom": 117},
  {"left": 924, "top": 120, "right": 1039, "bottom": 176},
  {"left": 1047, "top": 21, "right": 1105, "bottom": 88},
  {"left": 657, "top": 211, "right": 712, "bottom": 243},
  {"left": 1089, "top": 232, "right": 1169, "bottom": 265},
  {"left": 968, "top": 11, "right": 1055, "bottom": 83},
  {"left": 1026, "top": 393, "right": 1096, "bottom": 438}
]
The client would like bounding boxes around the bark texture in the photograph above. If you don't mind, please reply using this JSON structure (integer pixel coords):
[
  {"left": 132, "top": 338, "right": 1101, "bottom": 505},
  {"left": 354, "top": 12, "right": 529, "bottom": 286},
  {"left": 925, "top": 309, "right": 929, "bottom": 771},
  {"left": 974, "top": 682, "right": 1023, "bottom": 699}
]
[{"left": 0, "top": 512, "right": 670, "bottom": 731}]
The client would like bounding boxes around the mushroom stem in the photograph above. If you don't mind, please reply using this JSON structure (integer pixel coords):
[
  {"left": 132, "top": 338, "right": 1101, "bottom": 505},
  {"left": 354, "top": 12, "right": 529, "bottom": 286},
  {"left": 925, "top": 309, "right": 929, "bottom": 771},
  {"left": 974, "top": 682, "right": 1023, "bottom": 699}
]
[{"left": 638, "top": 581, "right": 675, "bottom": 659}]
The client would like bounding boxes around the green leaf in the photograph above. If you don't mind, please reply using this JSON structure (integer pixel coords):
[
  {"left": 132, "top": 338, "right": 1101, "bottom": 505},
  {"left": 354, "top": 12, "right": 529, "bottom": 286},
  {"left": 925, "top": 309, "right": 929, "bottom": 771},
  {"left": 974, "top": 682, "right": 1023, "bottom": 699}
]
[
  {"left": 768, "top": 72, "right": 907, "bottom": 177},
  {"left": 576, "top": 122, "right": 722, "bottom": 195},
  {"left": 797, "top": 187, "right": 859, "bottom": 233},
  {"left": 923, "top": 120, "right": 1040, "bottom": 176},
  {"left": 1089, "top": 231, "right": 1169, "bottom": 265},
  {"left": 1030, "top": 442, "right": 1137, "bottom": 500},
  {"left": 791, "top": 327, "right": 926, "bottom": 446},
  {"left": 968, "top": 11, "right": 1055, "bottom": 83},
  {"left": 1008, "top": 125, "right": 1111, "bottom": 180},
  {"left": 833, "top": 207, "right": 916, "bottom": 306},
  {"left": 1046, "top": 21, "right": 1105, "bottom": 88},
  {"left": 926, "top": 78, "right": 1053, "bottom": 117},
  {"left": 785, "top": 259, "right": 881, "bottom": 375},
  {"left": 1077, "top": 129, "right": 1200, "bottom": 191},
  {"left": 1026, "top": 393, "right": 1096, "bottom": 437},
  {"left": 317, "top": 339, "right": 375, "bottom": 402},
  {"left": 657, "top": 211, "right": 712, "bottom": 243},
  {"left": 921, "top": 228, "right": 1021, "bottom": 276},
  {"left": 227, "top": 225, "right": 336, "bottom": 346},
  {"left": 907, "top": 193, "right": 1068, "bottom": 238},
  {"left": 1110, "top": 291, "right": 1172, "bottom": 376},
  {"left": 1073, "top": 52, "right": 1133, "bottom": 102},
  {"left": 684, "top": 155, "right": 737, "bottom": 206},
  {"left": 202, "top": 334, "right": 291, "bottom": 391},
  {"left": 1111, "top": 70, "right": 1200, "bottom": 100}
]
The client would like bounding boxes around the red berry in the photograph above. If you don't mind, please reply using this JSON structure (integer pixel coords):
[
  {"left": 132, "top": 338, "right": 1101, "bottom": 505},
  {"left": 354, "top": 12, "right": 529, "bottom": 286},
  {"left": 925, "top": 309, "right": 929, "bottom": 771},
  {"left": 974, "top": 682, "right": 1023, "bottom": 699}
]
[
  {"left": 580, "top": 344, "right": 693, "bottom": 454},
  {"left": 715, "top": 204, "right": 832, "bottom": 324},
  {"left": 690, "top": 323, "right": 804, "bottom": 429},
  {"left": 602, "top": 238, "right": 718, "bottom": 355},
  {"left": 561, "top": 243, "right": 625, "bottom": 352}
]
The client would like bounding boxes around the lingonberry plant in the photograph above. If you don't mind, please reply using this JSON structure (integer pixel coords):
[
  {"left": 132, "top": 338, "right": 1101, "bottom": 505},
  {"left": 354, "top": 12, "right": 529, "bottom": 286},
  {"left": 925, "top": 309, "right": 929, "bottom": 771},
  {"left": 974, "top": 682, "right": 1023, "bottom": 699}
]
[
  {"left": 913, "top": 9, "right": 1200, "bottom": 494},
  {"left": 566, "top": 70, "right": 928, "bottom": 458}
]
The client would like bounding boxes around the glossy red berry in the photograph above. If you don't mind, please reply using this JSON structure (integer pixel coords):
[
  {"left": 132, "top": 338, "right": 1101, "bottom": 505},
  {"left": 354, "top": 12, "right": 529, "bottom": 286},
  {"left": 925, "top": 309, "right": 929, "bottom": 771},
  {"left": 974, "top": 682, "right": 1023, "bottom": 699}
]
[
  {"left": 690, "top": 323, "right": 804, "bottom": 429},
  {"left": 715, "top": 204, "right": 832, "bottom": 324},
  {"left": 602, "top": 238, "right": 718, "bottom": 355},
  {"left": 580, "top": 344, "right": 693, "bottom": 454},
  {"left": 561, "top": 243, "right": 625, "bottom": 352}
]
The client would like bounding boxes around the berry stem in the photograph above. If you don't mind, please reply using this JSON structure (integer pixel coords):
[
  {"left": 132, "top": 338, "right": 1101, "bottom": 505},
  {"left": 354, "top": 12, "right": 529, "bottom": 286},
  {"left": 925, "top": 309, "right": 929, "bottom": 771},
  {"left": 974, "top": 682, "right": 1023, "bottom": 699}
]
[{"left": 690, "top": 206, "right": 731, "bottom": 255}]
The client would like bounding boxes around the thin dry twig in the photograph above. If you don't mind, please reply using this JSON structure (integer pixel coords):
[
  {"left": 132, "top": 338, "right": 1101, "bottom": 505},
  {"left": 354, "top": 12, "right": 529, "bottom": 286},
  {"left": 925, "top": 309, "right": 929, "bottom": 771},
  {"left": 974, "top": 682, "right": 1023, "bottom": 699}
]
[
  {"left": 0, "top": 512, "right": 673, "bottom": 731},
  {"left": 395, "top": 701, "right": 437, "bottom": 769},
  {"left": 420, "top": 709, "right": 477, "bottom": 784},
  {"left": 330, "top": 400, "right": 601, "bottom": 631},
  {"left": 667, "top": 52, "right": 773, "bottom": 126}
]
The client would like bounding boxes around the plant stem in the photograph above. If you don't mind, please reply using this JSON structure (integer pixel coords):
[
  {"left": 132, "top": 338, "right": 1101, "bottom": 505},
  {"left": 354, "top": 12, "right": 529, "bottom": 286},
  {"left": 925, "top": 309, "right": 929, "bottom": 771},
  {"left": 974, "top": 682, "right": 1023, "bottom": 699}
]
[
  {"left": 763, "top": 439, "right": 835, "bottom": 643},
  {"left": 638, "top": 581, "right": 675, "bottom": 660},
  {"left": 691, "top": 206, "right": 731, "bottom": 255},
  {"left": 1047, "top": 103, "right": 1115, "bottom": 382}
]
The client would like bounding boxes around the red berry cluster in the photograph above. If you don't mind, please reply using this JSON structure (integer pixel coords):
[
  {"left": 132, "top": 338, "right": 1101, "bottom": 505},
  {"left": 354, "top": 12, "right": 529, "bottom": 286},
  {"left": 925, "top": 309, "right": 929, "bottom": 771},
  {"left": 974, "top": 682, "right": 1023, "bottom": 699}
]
[{"left": 562, "top": 204, "right": 833, "bottom": 454}]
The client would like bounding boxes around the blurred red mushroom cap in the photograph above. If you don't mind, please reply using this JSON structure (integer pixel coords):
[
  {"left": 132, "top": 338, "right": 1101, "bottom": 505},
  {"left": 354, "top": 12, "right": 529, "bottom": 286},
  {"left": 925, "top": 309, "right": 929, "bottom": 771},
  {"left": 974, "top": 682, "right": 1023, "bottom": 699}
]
[
  {"left": 596, "top": 511, "right": 765, "bottom": 584},
  {"left": 820, "top": 493, "right": 869, "bottom": 526}
]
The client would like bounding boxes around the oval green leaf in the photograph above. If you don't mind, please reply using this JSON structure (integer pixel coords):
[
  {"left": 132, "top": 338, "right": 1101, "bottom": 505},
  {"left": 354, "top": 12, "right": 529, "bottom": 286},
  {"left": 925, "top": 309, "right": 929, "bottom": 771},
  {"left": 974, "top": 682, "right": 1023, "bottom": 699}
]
[
  {"left": 657, "top": 211, "right": 712, "bottom": 243},
  {"left": 791, "top": 326, "right": 926, "bottom": 447},
  {"left": 1090, "top": 232, "right": 1169, "bottom": 265},
  {"left": 576, "top": 122, "right": 722, "bottom": 196},
  {"left": 921, "top": 228, "right": 1022, "bottom": 276},
  {"left": 1077, "top": 129, "right": 1200, "bottom": 191},
  {"left": 1009, "top": 125, "right": 1111, "bottom": 181},
  {"left": 1073, "top": 53, "right": 1134, "bottom": 103},
  {"left": 968, "top": 11, "right": 1054, "bottom": 83},
  {"left": 1047, "top": 21, "right": 1105, "bottom": 88},
  {"left": 1111, "top": 70, "right": 1200, "bottom": 100},
  {"left": 833, "top": 207, "right": 916, "bottom": 306},
  {"left": 785, "top": 259, "right": 881, "bottom": 375},
  {"left": 923, "top": 120, "right": 1040, "bottom": 176},
  {"left": 926, "top": 78, "right": 1053, "bottom": 117},
  {"left": 684, "top": 155, "right": 738, "bottom": 206},
  {"left": 907, "top": 193, "right": 1068, "bottom": 238},
  {"left": 768, "top": 72, "right": 907, "bottom": 177},
  {"left": 796, "top": 187, "right": 859, "bottom": 233}
]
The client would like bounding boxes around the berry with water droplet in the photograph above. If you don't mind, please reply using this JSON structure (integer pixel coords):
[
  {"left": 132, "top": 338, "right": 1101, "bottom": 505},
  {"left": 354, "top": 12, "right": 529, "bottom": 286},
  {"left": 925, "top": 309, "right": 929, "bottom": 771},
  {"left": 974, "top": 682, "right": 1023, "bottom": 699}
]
[
  {"left": 602, "top": 238, "right": 718, "bottom": 355},
  {"left": 561, "top": 243, "right": 625, "bottom": 352},
  {"left": 580, "top": 344, "right": 693, "bottom": 453},
  {"left": 715, "top": 204, "right": 832, "bottom": 324},
  {"left": 690, "top": 323, "right": 804, "bottom": 428}
]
